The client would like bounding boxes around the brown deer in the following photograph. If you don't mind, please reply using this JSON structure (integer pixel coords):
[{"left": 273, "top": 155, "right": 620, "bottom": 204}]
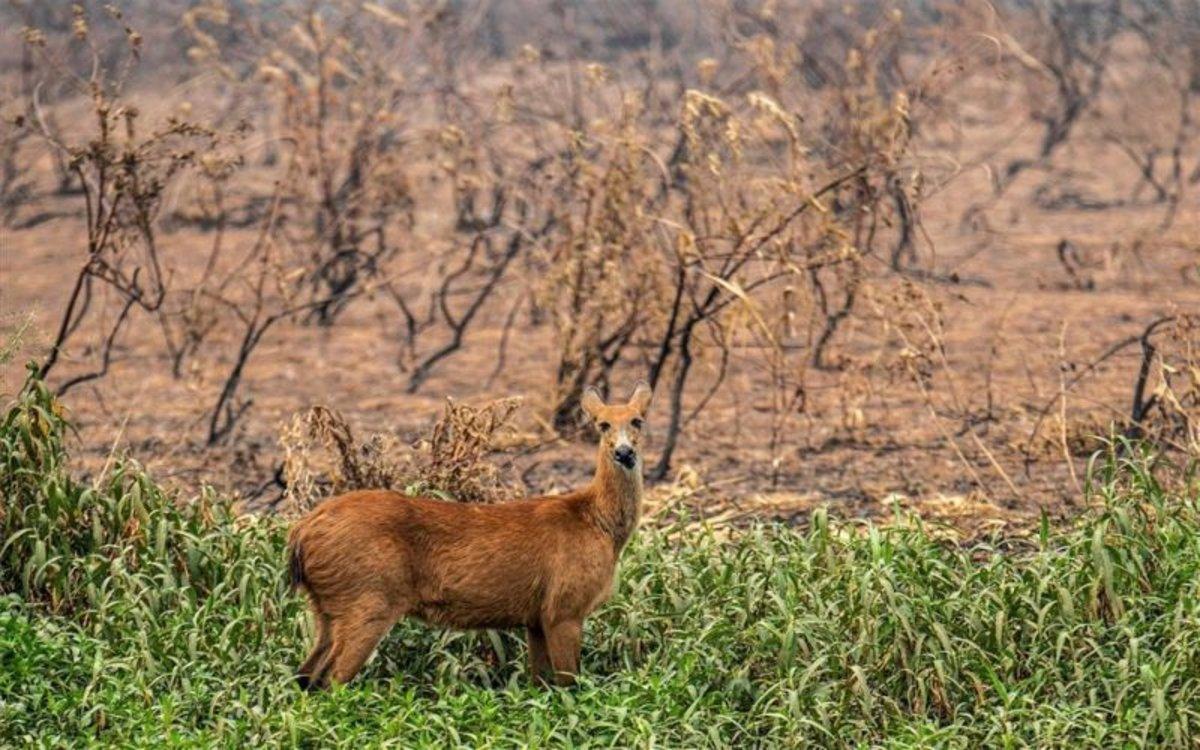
[{"left": 287, "top": 382, "right": 653, "bottom": 689}]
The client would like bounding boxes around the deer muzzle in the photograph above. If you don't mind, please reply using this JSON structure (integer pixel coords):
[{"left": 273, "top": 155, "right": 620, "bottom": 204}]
[{"left": 613, "top": 444, "right": 637, "bottom": 469}]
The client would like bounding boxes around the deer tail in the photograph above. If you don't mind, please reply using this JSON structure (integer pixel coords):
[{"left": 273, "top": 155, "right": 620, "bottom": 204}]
[{"left": 287, "top": 529, "right": 307, "bottom": 593}]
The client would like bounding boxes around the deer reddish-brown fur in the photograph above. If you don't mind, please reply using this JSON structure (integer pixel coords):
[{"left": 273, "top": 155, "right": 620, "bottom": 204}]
[{"left": 287, "top": 382, "right": 652, "bottom": 689}]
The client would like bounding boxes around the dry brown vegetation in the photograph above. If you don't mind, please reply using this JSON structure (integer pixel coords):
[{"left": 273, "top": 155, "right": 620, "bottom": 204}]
[
  {"left": 279, "top": 395, "right": 525, "bottom": 513},
  {"left": 1, "top": 0, "right": 1197, "bottom": 534}
]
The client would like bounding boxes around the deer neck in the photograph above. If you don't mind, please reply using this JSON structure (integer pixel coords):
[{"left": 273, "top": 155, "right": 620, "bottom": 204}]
[{"left": 589, "top": 450, "right": 644, "bottom": 552}]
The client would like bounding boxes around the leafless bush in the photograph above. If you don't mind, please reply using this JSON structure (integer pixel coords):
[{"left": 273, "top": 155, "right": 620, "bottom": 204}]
[
  {"left": 996, "top": 0, "right": 1121, "bottom": 194},
  {"left": 199, "top": 169, "right": 377, "bottom": 446},
  {"left": 1101, "top": 0, "right": 1198, "bottom": 229},
  {"left": 1022, "top": 314, "right": 1200, "bottom": 473},
  {"left": 21, "top": 6, "right": 219, "bottom": 395},
  {"left": 1127, "top": 315, "right": 1199, "bottom": 457},
  {"left": 187, "top": 0, "right": 419, "bottom": 326},
  {"left": 0, "top": 43, "right": 35, "bottom": 226}
]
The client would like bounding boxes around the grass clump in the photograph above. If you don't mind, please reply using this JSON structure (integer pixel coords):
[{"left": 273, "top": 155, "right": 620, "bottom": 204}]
[{"left": 2, "top": 370, "right": 1200, "bottom": 747}]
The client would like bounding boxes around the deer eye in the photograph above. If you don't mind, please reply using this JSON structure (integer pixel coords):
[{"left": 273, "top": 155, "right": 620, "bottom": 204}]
[
  {"left": 598, "top": 421, "right": 611, "bottom": 432},
  {"left": 631, "top": 418, "right": 644, "bottom": 430}
]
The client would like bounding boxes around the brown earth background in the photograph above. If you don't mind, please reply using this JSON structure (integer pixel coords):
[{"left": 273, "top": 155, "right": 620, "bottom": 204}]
[{"left": 1, "top": 1, "right": 1197, "bottom": 536}]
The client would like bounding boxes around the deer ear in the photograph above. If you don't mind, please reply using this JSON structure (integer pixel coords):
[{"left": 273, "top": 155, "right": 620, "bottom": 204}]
[
  {"left": 628, "top": 380, "right": 652, "bottom": 414},
  {"left": 580, "top": 387, "right": 605, "bottom": 419}
]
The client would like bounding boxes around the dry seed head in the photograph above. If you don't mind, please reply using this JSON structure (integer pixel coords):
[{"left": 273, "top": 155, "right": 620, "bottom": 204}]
[
  {"left": 257, "top": 64, "right": 287, "bottom": 83},
  {"left": 586, "top": 64, "right": 609, "bottom": 85},
  {"left": 363, "top": 3, "right": 409, "bottom": 28},
  {"left": 683, "top": 90, "right": 730, "bottom": 120},
  {"left": 519, "top": 44, "right": 540, "bottom": 64},
  {"left": 22, "top": 28, "right": 47, "bottom": 47},
  {"left": 72, "top": 17, "right": 89, "bottom": 40}
]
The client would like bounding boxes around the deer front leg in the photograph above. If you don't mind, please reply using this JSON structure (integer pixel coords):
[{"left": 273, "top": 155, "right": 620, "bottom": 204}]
[
  {"left": 543, "top": 619, "right": 583, "bottom": 687},
  {"left": 527, "top": 625, "right": 552, "bottom": 685}
]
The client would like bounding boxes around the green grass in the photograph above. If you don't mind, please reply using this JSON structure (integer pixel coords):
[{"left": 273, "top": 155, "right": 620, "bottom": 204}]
[{"left": 2, "top": 369, "right": 1200, "bottom": 748}]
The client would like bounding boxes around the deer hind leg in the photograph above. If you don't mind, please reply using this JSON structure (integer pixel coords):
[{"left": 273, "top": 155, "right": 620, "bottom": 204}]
[
  {"left": 321, "top": 601, "right": 400, "bottom": 688},
  {"left": 527, "top": 625, "right": 552, "bottom": 685},
  {"left": 296, "top": 608, "right": 333, "bottom": 691},
  {"left": 543, "top": 619, "right": 583, "bottom": 687}
]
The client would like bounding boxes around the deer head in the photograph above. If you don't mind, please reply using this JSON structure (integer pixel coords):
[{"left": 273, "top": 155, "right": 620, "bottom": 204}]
[{"left": 581, "top": 381, "right": 653, "bottom": 472}]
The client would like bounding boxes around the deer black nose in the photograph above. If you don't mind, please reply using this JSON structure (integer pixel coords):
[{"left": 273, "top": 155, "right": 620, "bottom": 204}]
[{"left": 613, "top": 445, "right": 637, "bottom": 468}]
